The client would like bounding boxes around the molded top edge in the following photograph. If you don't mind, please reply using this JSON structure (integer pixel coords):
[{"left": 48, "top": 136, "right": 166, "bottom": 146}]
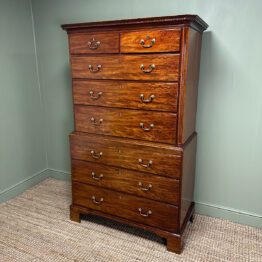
[{"left": 61, "top": 14, "right": 208, "bottom": 33}]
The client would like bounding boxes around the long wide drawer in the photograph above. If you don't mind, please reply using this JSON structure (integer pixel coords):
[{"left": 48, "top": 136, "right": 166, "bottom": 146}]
[
  {"left": 72, "top": 160, "right": 180, "bottom": 205},
  {"left": 73, "top": 80, "right": 179, "bottom": 112},
  {"left": 74, "top": 105, "right": 177, "bottom": 144},
  {"left": 70, "top": 133, "right": 182, "bottom": 179},
  {"left": 71, "top": 54, "right": 180, "bottom": 81},
  {"left": 73, "top": 182, "right": 179, "bottom": 232}
]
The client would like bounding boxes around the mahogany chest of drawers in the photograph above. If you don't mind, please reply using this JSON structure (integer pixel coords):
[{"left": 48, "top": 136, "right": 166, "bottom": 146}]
[{"left": 62, "top": 15, "right": 208, "bottom": 253}]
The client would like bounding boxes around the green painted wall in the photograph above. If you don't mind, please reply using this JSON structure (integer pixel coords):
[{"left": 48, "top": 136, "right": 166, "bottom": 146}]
[{"left": 0, "top": 0, "right": 47, "bottom": 196}]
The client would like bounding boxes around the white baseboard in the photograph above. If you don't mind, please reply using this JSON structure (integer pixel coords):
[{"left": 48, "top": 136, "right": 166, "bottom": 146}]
[
  {"left": 0, "top": 169, "right": 50, "bottom": 203},
  {"left": 48, "top": 168, "right": 71, "bottom": 181},
  {"left": 195, "top": 201, "right": 262, "bottom": 228}
]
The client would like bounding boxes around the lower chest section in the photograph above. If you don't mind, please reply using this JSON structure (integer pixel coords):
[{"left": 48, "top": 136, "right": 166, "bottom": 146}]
[{"left": 70, "top": 132, "right": 190, "bottom": 233}]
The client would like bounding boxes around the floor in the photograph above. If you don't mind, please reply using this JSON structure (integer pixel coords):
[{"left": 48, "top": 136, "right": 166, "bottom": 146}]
[{"left": 0, "top": 179, "right": 261, "bottom": 262}]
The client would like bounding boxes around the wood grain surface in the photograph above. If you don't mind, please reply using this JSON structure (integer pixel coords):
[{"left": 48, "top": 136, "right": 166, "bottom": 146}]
[
  {"left": 121, "top": 29, "right": 181, "bottom": 53},
  {"left": 74, "top": 105, "right": 177, "bottom": 144},
  {"left": 71, "top": 54, "right": 180, "bottom": 81},
  {"left": 73, "top": 80, "right": 179, "bottom": 112},
  {"left": 72, "top": 182, "right": 179, "bottom": 232},
  {"left": 72, "top": 160, "right": 180, "bottom": 204},
  {"left": 70, "top": 132, "right": 182, "bottom": 179},
  {"left": 69, "top": 32, "right": 119, "bottom": 54}
]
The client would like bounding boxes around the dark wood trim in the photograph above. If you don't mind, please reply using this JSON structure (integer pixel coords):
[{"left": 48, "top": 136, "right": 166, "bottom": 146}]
[
  {"left": 181, "top": 131, "right": 197, "bottom": 149},
  {"left": 70, "top": 204, "right": 183, "bottom": 253},
  {"left": 62, "top": 15, "right": 208, "bottom": 33},
  {"left": 180, "top": 202, "right": 195, "bottom": 233},
  {"left": 177, "top": 27, "right": 188, "bottom": 145},
  {"left": 70, "top": 204, "right": 81, "bottom": 222},
  {"left": 177, "top": 28, "right": 202, "bottom": 145},
  {"left": 70, "top": 131, "right": 184, "bottom": 152}
]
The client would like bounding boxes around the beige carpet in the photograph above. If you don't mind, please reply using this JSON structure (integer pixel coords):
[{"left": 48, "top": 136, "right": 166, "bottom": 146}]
[{"left": 0, "top": 179, "right": 261, "bottom": 262}]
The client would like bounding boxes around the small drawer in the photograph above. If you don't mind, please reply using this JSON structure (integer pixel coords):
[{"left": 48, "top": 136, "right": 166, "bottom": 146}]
[
  {"left": 73, "top": 80, "right": 178, "bottom": 112},
  {"left": 71, "top": 54, "right": 180, "bottom": 81},
  {"left": 121, "top": 29, "right": 181, "bottom": 53},
  {"left": 74, "top": 105, "right": 177, "bottom": 144},
  {"left": 70, "top": 133, "right": 182, "bottom": 179},
  {"left": 72, "top": 160, "right": 180, "bottom": 205},
  {"left": 69, "top": 32, "right": 119, "bottom": 54},
  {"left": 72, "top": 182, "right": 179, "bottom": 232}
]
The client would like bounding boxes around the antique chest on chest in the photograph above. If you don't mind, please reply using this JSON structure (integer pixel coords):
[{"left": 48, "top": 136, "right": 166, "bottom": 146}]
[{"left": 62, "top": 15, "right": 208, "bottom": 253}]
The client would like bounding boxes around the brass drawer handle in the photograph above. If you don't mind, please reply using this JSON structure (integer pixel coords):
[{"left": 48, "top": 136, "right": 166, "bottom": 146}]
[
  {"left": 140, "top": 123, "right": 154, "bottom": 131},
  {"left": 91, "top": 195, "right": 103, "bottom": 204},
  {"left": 91, "top": 117, "right": 103, "bottom": 126},
  {"left": 140, "top": 36, "right": 156, "bottom": 48},
  {"left": 91, "top": 172, "right": 104, "bottom": 181},
  {"left": 88, "top": 64, "right": 102, "bottom": 73},
  {"left": 138, "top": 182, "right": 152, "bottom": 191},
  {"left": 87, "top": 38, "right": 101, "bottom": 50},
  {"left": 90, "top": 150, "right": 103, "bottom": 159},
  {"left": 140, "top": 64, "right": 155, "bottom": 73},
  {"left": 140, "top": 94, "right": 155, "bottom": 103},
  {"left": 138, "top": 159, "right": 153, "bottom": 168},
  {"left": 89, "top": 91, "right": 102, "bottom": 100},
  {"left": 138, "top": 208, "right": 152, "bottom": 217}
]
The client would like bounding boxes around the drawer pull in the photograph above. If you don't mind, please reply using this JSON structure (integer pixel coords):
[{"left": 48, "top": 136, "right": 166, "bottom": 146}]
[
  {"left": 91, "top": 195, "right": 104, "bottom": 204},
  {"left": 90, "top": 150, "right": 103, "bottom": 159},
  {"left": 88, "top": 64, "right": 102, "bottom": 73},
  {"left": 91, "top": 117, "right": 103, "bottom": 126},
  {"left": 91, "top": 172, "right": 104, "bottom": 181},
  {"left": 87, "top": 38, "right": 101, "bottom": 50},
  {"left": 140, "top": 64, "right": 155, "bottom": 73},
  {"left": 140, "top": 123, "right": 154, "bottom": 131},
  {"left": 138, "top": 159, "right": 153, "bottom": 168},
  {"left": 138, "top": 208, "right": 152, "bottom": 217},
  {"left": 140, "top": 36, "right": 156, "bottom": 48},
  {"left": 89, "top": 91, "right": 102, "bottom": 100},
  {"left": 138, "top": 182, "right": 152, "bottom": 191},
  {"left": 140, "top": 94, "right": 155, "bottom": 103}
]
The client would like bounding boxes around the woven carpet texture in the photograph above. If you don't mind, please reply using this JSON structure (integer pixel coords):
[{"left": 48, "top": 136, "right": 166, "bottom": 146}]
[{"left": 0, "top": 179, "right": 261, "bottom": 262}]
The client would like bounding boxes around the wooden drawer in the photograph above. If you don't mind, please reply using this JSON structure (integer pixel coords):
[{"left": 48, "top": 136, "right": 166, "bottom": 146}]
[
  {"left": 73, "top": 80, "right": 178, "bottom": 112},
  {"left": 121, "top": 29, "right": 181, "bottom": 53},
  {"left": 74, "top": 105, "right": 177, "bottom": 144},
  {"left": 69, "top": 32, "right": 119, "bottom": 54},
  {"left": 71, "top": 54, "right": 180, "bottom": 81},
  {"left": 72, "top": 182, "right": 179, "bottom": 232},
  {"left": 72, "top": 160, "right": 180, "bottom": 205},
  {"left": 70, "top": 133, "right": 182, "bottom": 179}
]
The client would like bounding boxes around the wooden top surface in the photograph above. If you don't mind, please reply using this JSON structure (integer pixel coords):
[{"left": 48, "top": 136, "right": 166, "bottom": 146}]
[{"left": 61, "top": 14, "right": 208, "bottom": 33}]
